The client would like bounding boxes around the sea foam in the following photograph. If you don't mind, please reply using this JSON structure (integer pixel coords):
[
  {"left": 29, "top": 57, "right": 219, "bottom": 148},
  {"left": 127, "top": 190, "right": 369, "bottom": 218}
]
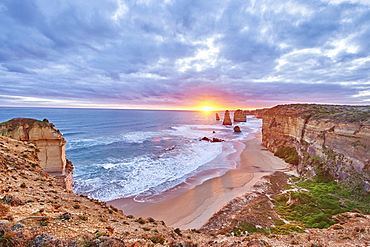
[{"left": 72, "top": 115, "right": 262, "bottom": 202}]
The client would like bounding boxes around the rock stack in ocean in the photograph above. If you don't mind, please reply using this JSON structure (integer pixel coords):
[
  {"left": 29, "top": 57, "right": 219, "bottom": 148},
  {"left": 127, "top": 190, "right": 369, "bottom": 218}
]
[
  {"left": 222, "top": 110, "right": 232, "bottom": 125},
  {"left": 234, "top": 109, "right": 247, "bottom": 122},
  {"left": 201, "top": 137, "right": 224, "bottom": 142},
  {"left": 215, "top": 113, "right": 220, "bottom": 121},
  {"left": 234, "top": 126, "right": 241, "bottom": 132},
  {"left": 0, "top": 118, "right": 73, "bottom": 190}
]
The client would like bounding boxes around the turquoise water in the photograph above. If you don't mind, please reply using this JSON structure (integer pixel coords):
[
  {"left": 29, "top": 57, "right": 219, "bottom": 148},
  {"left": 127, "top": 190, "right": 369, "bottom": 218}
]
[{"left": 0, "top": 107, "right": 261, "bottom": 202}]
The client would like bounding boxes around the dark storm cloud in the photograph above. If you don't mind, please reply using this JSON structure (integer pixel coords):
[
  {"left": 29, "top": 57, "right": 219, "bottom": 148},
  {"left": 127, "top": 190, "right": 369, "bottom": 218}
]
[{"left": 0, "top": 0, "right": 370, "bottom": 109}]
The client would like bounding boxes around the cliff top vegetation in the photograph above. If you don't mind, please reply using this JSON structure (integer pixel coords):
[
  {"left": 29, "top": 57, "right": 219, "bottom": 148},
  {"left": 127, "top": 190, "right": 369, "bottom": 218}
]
[{"left": 265, "top": 104, "right": 370, "bottom": 124}]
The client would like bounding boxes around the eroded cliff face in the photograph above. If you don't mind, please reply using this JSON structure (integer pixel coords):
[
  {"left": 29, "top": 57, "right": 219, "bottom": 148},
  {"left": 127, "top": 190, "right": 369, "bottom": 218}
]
[
  {"left": 262, "top": 104, "right": 370, "bottom": 192},
  {"left": 0, "top": 118, "right": 73, "bottom": 190}
]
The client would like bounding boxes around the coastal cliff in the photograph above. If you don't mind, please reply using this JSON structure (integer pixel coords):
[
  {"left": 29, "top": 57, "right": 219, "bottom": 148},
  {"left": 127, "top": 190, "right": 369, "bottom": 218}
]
[
  {"left": 0, "top": 118, "right": 73, "bottom": 191},
  {"left": 1, "top": 114, "right": 370, "bottom": 245},
  {"left": 262, "top": 104, "right": 370, "bottom": 193}
]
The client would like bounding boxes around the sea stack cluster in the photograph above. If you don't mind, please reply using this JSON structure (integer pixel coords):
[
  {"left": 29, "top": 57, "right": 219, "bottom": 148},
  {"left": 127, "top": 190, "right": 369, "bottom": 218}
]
[{"left": 219, "top": 109, "right": 247, "bottom": 132}]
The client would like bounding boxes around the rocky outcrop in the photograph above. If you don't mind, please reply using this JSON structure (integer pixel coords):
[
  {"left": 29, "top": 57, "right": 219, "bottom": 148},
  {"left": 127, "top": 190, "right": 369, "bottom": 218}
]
[
  {"left": 201, "top": 172, "right": 289, "bottom": 234},
  {"left": 215, "top": 113, "right": 220, "bottom": 121},
  {"left": 200, "top": 137, "right": 224, "bottom": 142},
  {"left": 222, "top": 110, "right": 232, "bottom": 125},
  {"left": 262, "top": 104, "right": 370, "bottom": 192},
  {"left": 233, "top": 109, "right": 246, "bottom": 122},
  {"left": 245, "top": 108, "right": 270, "bottom": 118},
  {"left": 0, "top": 118, "right": 73, "bottom": 190},
  {"left": 234, "top": 126, "right": 241, "bottom": 133}
]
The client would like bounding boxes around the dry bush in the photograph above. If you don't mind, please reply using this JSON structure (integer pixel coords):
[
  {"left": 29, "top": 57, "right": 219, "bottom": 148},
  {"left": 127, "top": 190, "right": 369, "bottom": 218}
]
[{"left": 0, "top": 202, "right": 9, "bottom": 218}]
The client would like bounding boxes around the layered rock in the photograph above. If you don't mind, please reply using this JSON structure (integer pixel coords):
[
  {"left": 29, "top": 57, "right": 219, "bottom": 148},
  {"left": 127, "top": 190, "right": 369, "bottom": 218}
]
[
  {"left": 233, "top": 109, "right": 246, "bottom": 122},
  {"left": 215, "top": 113, "right": 220, "bottom": 121},
  {"left": 222, "top": 110, "right": 232, "bottom": 125},
  {"left": 0, "top": 118, "right": 73, "bottom": 190},
  {"left": 262, "top": 104, "right": 370, "bottom": 192},
  {"left": 245, "top": 108, "right": 270, "bottom": 118}
]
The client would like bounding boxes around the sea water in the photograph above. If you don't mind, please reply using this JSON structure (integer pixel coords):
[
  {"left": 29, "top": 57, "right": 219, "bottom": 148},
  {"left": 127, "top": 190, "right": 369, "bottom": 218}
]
[{"left": 0, "top": 107, "right": 261, "bottom": 202}]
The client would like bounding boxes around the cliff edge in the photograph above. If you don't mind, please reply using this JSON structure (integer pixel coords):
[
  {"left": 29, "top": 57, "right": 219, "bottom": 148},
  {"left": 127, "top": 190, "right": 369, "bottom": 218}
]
[
  {"left": 262, "top": 104, "right": 370, "bottom": 194},
  {"left": 0, "top": 118, "right": 73, "bottom": 191}
]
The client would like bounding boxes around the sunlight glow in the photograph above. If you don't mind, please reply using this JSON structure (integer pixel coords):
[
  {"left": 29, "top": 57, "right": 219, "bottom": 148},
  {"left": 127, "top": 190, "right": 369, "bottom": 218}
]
[{"left": 200, "top": 106, "right": 214, "bottom": 112}]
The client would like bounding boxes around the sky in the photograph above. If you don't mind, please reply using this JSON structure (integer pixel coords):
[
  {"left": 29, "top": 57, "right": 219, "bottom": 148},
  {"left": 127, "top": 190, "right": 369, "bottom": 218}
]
[{"left": 1, "top": 0, "right": 370, "bottom": 110}]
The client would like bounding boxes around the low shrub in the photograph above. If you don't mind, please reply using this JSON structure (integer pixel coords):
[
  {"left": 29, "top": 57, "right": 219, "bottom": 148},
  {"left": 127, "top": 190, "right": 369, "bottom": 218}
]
[
  {"left": 151, "top": 234, "right": 165, "bottom": 244},
  {"left": 274, "top": 147, "right": 299, "bottom": 165},
  {"left": 0, "top": 202, "right": 9, "bottom": 218},
  {"left": 274, "top": 177, "right": 370, "bottom": 230},
  {"left": 233, "top": 223, "right": 269, "bottom": 236},
  {"left": 0, "top": 228, "right": 19, "bottom": 247}
]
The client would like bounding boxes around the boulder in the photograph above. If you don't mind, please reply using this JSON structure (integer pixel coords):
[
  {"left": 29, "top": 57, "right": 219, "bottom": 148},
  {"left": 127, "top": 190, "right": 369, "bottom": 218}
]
[
  {"left": 234, "top": 109, "right": 247, "bottom": 122},
  {"left": 201, "top": 137, "right": 211, "bottom": 142},
  {"left": 200, "top": 137, "right": 224, "bottom": 142},
  {"left": 222, "top": 110, "right": 232, "bottom": 125},
  {"left": 234, "top": 126, "right": 241, "bottom": 133},
  {"left": 211, "top": 138, "right": 224, "bottom": 142}
]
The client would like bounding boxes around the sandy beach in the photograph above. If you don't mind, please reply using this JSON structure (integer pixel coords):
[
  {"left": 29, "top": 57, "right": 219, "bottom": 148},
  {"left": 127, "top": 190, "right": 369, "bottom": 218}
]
[{"left": 108, "top": 132, "right": 291, "bottom": 230}]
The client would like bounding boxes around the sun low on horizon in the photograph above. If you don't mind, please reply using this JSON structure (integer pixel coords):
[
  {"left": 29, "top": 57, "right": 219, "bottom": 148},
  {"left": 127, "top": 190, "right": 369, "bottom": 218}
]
[{"left": 200, "top": 106, "right": 214, "bottom": 112}]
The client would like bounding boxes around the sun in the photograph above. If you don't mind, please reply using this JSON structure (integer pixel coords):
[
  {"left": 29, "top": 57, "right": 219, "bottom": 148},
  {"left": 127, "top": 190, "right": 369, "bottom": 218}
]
[{"left": 201, "top": 106, "right": 214, "bottom": 112}]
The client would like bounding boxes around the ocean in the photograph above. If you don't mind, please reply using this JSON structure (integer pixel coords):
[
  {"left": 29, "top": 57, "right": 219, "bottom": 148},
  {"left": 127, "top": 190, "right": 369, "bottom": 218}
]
[{"left": 0, "top": 107, "right": 261, "bottom": 203}]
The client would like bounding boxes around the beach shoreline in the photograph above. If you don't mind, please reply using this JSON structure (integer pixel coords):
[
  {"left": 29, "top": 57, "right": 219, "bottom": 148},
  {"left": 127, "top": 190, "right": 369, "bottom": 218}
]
[{"left": 108, "top": 131, "right": 292, "bottom": 230}]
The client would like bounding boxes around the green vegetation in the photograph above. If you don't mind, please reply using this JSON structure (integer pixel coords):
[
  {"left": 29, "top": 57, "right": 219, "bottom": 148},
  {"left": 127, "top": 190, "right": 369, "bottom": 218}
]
[
  {"left": 151, "top": 235, "right": 165, "bottom": 244},
  {"left": 271, "top": 104, "right": 370, "bottom": 124},
  {"left": 233, "top": 223, "right": 269, "bottom": 236},
  {"left": 40, "top": 217, "right": 49, "bottom": 226},
  {"left": 0, "top": 228, "right": 19, "bottom": 247},
  {"left": 273, "top": 177, "right": 370, "bottom": 232},
  {"left": 274, "top": 147, "right": 299, "bottom": 166},
  {"left": 351, "top": 140, "right": 367, "bottom": 148},
  {"left": 270, "top": 223, "right": 305, "bottom": 235}
]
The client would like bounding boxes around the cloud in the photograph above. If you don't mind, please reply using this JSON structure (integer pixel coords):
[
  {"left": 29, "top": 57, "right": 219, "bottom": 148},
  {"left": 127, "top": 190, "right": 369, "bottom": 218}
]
[{"left": 0, "top": 0, "right": 370, "bottom": 109}]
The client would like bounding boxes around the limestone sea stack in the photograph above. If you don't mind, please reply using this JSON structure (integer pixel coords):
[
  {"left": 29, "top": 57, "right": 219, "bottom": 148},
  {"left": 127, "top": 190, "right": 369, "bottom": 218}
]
[
  {"left": 0, "top": 118, "right": 73, "bottom": 190},
  {"left": 234, "top": 109, "right": 247, "bottom": 122},
  {"left": 234, "top": 126, "right": 241, "bottom": 132},
  {"left": 215, "top": 113, "right": 220, "bottom": 121},
  {"left": 222, "top": 110, "right": 232, "bottom": 125}
]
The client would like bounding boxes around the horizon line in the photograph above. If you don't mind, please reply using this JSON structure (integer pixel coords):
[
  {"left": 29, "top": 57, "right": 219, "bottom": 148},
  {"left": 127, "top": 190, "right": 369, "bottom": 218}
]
[{"left": 0, "top": 105, "right": 269, "bottom": 111}]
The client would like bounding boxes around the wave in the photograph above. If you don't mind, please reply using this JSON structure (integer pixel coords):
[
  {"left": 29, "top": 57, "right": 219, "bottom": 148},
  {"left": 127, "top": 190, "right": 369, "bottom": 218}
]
[
  {"left": 66, "top": 131, "right": 163, "bottom": 150},
  {"left": 72, "top": 116, "right": 262, "bottom": 202},
  {"left": 73, "top": 140, "right": 233, "bottom": 202}
]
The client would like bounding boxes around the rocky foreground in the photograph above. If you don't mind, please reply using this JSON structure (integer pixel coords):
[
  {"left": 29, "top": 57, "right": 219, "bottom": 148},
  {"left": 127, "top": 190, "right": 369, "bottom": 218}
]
[{"left": 1, "top": 135, "right": 370, "bottom": 246}]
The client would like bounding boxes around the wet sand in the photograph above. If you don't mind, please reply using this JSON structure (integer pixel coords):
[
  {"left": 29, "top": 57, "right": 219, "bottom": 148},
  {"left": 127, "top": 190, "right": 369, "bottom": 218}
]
[{"left": 108, "top": 132, "right": 291, "bottom": 229}]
